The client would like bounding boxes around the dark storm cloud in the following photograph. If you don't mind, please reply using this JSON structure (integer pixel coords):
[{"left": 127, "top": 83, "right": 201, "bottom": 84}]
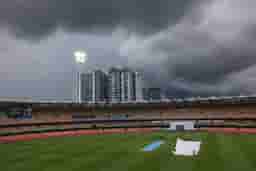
[
  {"left": 1, "top": 0, "right": 256, "bottom": 99},
  {"left": 0, "top": 0, "right": 192, "bottom": 39},
  {"left": 122, "top": 0, "right": 256, "bottom": 96},
  {"left": 166, "top": 35, "right": 256, "bottom": 83}
]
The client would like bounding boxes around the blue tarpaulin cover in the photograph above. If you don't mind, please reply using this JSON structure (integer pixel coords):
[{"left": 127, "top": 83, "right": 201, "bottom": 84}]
[{"left": 142, "top": 140, "right": 164, "bottom": 152}]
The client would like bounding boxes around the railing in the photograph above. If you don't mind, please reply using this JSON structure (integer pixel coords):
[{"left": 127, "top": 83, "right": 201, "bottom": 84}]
[
  {"left": 1, "top": 95, "right": 256, "bottom": 104},
  {"left": 2, "top": 117, "right": 256, "bottom": 128}
]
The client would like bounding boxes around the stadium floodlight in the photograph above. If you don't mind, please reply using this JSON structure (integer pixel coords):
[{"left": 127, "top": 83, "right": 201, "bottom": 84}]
[
  {"left": 73, "top": 50, "right": 88, "bottom": 104},
  {"left": 74, "top": 51, "right": 87, "bottom": 64}
]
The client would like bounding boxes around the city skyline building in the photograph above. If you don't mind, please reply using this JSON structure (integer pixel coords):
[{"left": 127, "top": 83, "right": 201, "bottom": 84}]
[
  {"left": 121, "top": 68, "right": 136, "bottom": 102},
  {"left": 79, "top": 67, "right": 160, "bottom": 103},
  {"left": 81, "top": 73, "right": 93, "bottom": 102},
  {"left": 143, "top": 88, "right": 161, "bottom": 101},
  {"left": 135, "top": 72, "right": 144, "bottom": 101},
  {"left": 81, "top": 70, "right": 108, "bottom": 102},
  {"left": 108, "top": 67, "right": 122, "bottom": 102}
]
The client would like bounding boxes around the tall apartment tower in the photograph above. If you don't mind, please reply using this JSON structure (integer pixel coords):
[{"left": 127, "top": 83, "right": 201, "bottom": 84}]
[
  {"left": 80, "top": 73, "right": 93, "bottom": 102},
  {"left": 81, "top": 70, "right": 108, "bottom": 102},
  {"left": 80, "top": 67, "right": 140, "bottom": 103},
  {"left": 108, "top": 67, "right": 136, "bottom": 102},
  {"left": 108, "top": 67, "right": 122, "bottom": 102},
  {"left": 135, "top": 72, "right": 144, "bottom": 101},
  {"left": 121, "top": 68, "right": 136, "bottom": 102}
]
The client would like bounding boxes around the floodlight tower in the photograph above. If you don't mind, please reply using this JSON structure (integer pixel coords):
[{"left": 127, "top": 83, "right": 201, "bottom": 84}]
[{"left": 74, "top": 51, "right": 88, "bottom": 103}]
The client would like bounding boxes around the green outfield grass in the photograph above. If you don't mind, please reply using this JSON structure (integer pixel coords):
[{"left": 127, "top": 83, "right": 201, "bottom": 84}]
[{"left": 1, "top": 132, "right": 256, "bottom": 171}]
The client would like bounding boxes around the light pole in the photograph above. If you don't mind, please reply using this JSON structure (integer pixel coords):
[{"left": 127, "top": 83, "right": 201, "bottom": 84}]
[{"left": 74, "top": 50, "right": 88, "bottom": 103}]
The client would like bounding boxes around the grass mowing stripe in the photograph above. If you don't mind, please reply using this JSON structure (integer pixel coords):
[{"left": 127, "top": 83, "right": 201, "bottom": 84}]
[
  {"left": 67, "top": 134, "right": 145, "bottom": 170},
  {"left": 104, "top": 133, "right": 168, "bottom": 170},
  {"left": 42, "top": 135, "right": 131, "bottom": 170},
  {"left": 75, "top": 132, "right": 169, "bottom": 171},
  {"left": 110, "top": 133, "right": 168, "bottom": 171},
  {"left": 217, "top": 134, "right": 254, "bottom": 171},
  {"left": 1, "top": 132, "right": 256, "bottom": 171},
  {"left": 2, "top": 135, "right": 116, "bottom": 170},
  {"left": 193, "top": 133, "right": 226, "bottom": 171},
  {"left": 230, "top": 134, "right": 256, "bottom": 170}
]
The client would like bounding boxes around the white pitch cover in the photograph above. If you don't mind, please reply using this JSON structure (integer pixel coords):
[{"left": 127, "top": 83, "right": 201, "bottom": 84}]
[{"left": 173, "top": 138, "right": 201, "bottom": 156}]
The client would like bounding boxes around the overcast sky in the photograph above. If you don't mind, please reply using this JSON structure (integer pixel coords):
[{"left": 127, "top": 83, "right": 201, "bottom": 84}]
[{"left": 1, "top": 0, "right": 256, "bottom": 100}]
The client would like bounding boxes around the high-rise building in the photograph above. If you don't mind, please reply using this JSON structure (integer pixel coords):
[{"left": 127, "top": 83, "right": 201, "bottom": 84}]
[
  {"left": 121, "top": 68, "right": 136, "bottom": 102},
  {"left": 108, "top": 67, "right": 122, "bottom": 102},
  {"left": 80, "top": 67, "right": 146, "bottom": 103},
  {"left": 142, "top": 88, "right": 161, "bottom": 101},
  {"left": 148, "top": 88, "right": 161, "bottom": 101},
  {"left": 81, "top": 70, "right": 108, "bottom": 102},
  {"left": 142, "top": 88, "right": 149, "bottom": 101},
  {"left": 135, "top": 72, "right": 144, "bottom": 101},
  {"left": 93, "top": 70, "right": 108, "bottom": 102},
  {"left": 81, "top": 73, "right": 93, "bottom": 102},
  {"left": 108, "top": 67, "right": 137, "bottom": 102}
]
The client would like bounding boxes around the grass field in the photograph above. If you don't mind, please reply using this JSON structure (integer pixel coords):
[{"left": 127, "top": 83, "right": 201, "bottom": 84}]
[{"left": 1, "top": 131, "right": 256, "bottom": 171}]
